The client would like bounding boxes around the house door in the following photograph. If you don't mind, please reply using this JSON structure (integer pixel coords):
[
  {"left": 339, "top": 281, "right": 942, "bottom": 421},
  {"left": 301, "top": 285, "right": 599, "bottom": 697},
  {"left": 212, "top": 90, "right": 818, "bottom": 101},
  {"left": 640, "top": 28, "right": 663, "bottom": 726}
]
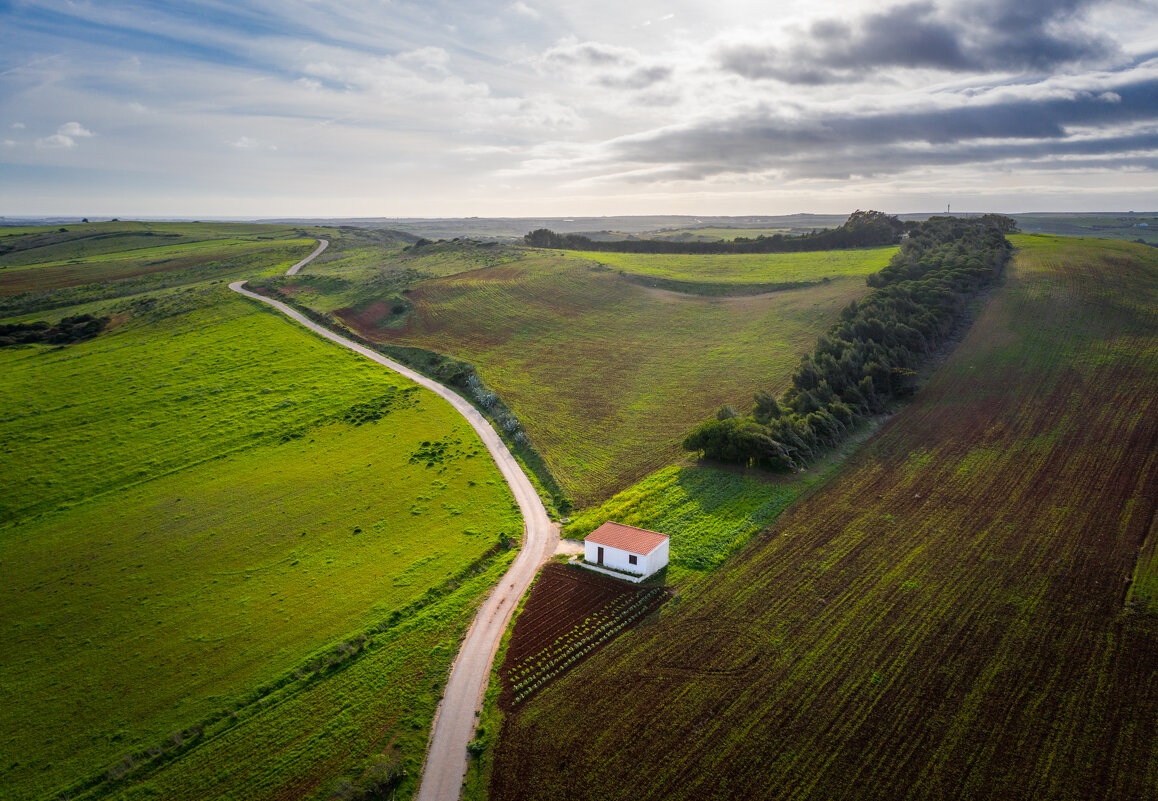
[{"left": 597, "top": 546, "right": 604, "bottom": 565}]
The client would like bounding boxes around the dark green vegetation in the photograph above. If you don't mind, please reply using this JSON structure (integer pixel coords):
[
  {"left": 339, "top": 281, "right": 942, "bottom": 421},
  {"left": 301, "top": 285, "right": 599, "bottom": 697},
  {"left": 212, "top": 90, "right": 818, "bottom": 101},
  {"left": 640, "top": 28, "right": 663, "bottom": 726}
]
[
  {"left": 685, "top": 215, "right": 1014, "bottom": 471},
  {"left": 0, "top": 313, "right": 107, "bottom": 346},
  {"left": 490, "top": 235, "right": 1158, "bottom": 800},
  {"left": 0, "top": 223, "right": 521, "bottom": 800},
  {"left": 524, "top": 209, "right": 906, "bottom": 254}
]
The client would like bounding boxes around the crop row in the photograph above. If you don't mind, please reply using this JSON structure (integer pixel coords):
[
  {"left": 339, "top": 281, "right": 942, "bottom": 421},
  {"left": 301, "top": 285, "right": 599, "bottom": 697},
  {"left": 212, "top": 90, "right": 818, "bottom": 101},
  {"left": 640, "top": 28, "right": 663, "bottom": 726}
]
[
  {"left": 509, "top": 587, "right": 666, "bottom": 705},
  {"left": 508, "top": 588, "right": 642, "bottom": 669}
]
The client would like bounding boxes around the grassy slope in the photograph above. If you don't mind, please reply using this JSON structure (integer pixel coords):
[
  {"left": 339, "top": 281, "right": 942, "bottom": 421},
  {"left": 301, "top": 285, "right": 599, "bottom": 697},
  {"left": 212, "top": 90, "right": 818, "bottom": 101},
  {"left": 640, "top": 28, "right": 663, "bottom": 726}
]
[
  {"left": 490, "top": 235, "right": 1158, "bottom": 801},
  {"left": 580, "top": 245, "right": 897, "bottom": 286},
  {"left": 0, "top": 227, "right": 520, "bottom": 800},
  {"left": 99, "top": 551, "right": 516, "bottom": 801},
  {"left": 564, "top": 466, "right": 802, "bottom": 583},
  {"left": 338, "top": 253, "right": 870, "bottom": 507},
  {"left": 0, "top": 223, "right": 322, "bottom": 318}
]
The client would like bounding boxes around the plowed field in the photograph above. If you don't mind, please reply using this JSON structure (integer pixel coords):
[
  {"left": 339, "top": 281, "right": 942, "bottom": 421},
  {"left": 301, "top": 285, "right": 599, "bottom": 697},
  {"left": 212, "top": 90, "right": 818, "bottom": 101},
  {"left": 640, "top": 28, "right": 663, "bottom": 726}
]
[
  {"left": 489, "top": 235, "right": 1158, "bottom": 801},
  {"left": 498, "top": 563, "right": 668, "bottom": 708}
]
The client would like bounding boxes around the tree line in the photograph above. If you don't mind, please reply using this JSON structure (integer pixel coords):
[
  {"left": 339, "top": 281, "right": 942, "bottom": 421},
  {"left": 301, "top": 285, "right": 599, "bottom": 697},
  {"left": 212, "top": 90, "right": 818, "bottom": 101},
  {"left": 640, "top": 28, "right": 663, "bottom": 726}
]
[
  {"left": 0, "top": 313, "right": 108, "bottom": 347},
  {"left": 524, "top": 210, "right": 907, "bottom": 254},
  {"left": 683, "top": 215, "right": 1016, "bottom": 471}
]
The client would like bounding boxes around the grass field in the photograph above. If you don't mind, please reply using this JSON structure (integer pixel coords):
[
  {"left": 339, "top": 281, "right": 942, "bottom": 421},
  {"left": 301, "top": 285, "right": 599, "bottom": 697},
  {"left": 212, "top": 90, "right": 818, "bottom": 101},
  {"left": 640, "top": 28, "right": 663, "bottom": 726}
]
[
  {"left": 331, "top": 252, "right": 872, "bottom": 507},
  {"left": 489, "top": 235, "right": 1158, "bottom": 800},
  {"left": 0, "top": 222, "right": 323, "bottom": 314},
  {"left": 1015, "top": 212, "right": 1158, "bottom": 245},
  {"left": 564, "top": 465, "right": 803, "bottom": 581},
  {"left": 574, "top": 246, "right": 897, "bottom": 292},
  {"left": 0, "top": 225, "right": 521, "bottom": 800},
  {"left": 90, "top": 550, "right": 516, "bottom": 801}
]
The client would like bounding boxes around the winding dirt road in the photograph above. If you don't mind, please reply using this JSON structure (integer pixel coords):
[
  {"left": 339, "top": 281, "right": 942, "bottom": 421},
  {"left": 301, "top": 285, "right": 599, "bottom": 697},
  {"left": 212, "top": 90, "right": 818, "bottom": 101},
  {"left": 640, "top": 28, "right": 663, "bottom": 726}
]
[
  {"left": 230, "top": 239, "right": 556, "bottom": 801},
  {"left": 286, "top": 238, "right": 329, "bottom": 275}
]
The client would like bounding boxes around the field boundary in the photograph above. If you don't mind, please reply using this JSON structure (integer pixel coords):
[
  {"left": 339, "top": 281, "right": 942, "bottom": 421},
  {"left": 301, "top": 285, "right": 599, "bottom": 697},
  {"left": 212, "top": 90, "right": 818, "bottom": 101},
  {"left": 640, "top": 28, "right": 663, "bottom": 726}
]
[{"left": 621, "top": 273, "right": 820, "bottom": 297}]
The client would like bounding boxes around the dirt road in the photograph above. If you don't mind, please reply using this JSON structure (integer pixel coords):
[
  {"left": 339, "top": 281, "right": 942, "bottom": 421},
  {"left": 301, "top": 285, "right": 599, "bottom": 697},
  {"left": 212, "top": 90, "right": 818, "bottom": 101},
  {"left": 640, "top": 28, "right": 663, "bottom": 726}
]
[
  {"left": 286, "top": 238, "right": 328, "bottom": 275},
  {"left": 229, "top": 270, "right": 555, "bottom": 801}
]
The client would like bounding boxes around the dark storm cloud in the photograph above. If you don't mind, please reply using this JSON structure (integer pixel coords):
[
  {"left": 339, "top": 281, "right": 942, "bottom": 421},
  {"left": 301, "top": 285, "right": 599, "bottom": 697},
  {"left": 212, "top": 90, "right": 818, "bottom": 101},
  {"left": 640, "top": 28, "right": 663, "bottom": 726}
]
[
  {"left": 718, "top": 0, "right": 1119, "bottom": 83},
  {"left": 607, "top": 75, "right": 1158, "bottom": 180}
]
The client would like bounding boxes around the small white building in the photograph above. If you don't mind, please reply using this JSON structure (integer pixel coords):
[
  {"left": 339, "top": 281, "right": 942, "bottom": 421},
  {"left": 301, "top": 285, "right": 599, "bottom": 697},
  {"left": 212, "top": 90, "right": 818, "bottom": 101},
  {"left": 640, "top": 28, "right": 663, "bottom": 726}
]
[{"left": 582, "top": 521, "right": 669, "bottom": 582}]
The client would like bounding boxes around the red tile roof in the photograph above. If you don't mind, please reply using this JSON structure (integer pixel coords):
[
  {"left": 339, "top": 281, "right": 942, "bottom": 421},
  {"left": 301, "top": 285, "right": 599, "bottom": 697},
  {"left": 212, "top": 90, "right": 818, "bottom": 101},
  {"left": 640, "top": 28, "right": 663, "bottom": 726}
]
[{"left": 585, "top": 522, "right": 668, "bottom": 555}]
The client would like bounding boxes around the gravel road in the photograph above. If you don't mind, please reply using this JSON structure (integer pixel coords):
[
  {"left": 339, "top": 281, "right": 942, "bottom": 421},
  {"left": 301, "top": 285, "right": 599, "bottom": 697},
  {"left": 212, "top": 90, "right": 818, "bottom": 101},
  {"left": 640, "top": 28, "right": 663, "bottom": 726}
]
[
  {"left": 286, "top": 239, "right": 328, "bottom": 275},
  {"left": 230, "top": 250, "right": 555, "bottom": 801}
]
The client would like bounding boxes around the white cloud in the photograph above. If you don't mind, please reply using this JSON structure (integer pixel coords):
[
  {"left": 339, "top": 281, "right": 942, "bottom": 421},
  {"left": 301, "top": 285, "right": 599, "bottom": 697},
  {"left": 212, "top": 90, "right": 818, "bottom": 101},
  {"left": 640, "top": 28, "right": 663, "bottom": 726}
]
[
  {"left": 33, "top": 122, "right": 95, "bottom": 150},
  {"left": 11, "top": 122, "right": 25, "bottom": 130},
  {"left": 36, "top": 134, "right": 77, "bottom": 149},
  {"left": 228, "top": 136, "right": 277, "bottom": 150},
  {"left": 2, "top": 139, "right": 17, "bottom": 147},
  {"left": 510, "top": 2, "right": 539, "bottom": 19}
]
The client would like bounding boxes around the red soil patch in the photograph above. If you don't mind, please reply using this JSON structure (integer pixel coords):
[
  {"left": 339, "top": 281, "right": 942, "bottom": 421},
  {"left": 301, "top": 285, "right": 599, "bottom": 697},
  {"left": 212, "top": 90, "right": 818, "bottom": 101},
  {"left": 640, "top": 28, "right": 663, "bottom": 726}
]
[{"left": 341, "top": 300, "right": 391, "bottom": 330}]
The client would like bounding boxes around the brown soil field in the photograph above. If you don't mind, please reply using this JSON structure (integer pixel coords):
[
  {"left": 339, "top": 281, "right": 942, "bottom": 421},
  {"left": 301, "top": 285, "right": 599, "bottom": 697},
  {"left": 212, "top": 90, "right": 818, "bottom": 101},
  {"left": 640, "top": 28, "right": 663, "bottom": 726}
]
[
  {"left": 499, "top": 563, "right": 668, "bottom": 709},
  {"left": 489, "top": 236, "right": 1158, "bottom": 801}
]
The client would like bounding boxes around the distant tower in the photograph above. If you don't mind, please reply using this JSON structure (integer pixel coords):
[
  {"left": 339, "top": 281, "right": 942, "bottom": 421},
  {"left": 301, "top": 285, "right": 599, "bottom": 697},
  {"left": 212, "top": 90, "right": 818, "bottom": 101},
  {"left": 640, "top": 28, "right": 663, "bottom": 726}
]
[{"left": 947, "top": 203, "right": 951, "bottom": 215}]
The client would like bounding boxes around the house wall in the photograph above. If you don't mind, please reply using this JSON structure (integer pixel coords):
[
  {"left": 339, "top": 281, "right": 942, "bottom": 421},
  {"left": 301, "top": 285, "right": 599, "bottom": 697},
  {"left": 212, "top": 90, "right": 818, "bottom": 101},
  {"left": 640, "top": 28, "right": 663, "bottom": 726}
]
[
  {"left": 584, "top": 539, "right": 669, "bottom": 577},
  {"left": 644, "top": 538, "right": 669, "bottom": 576}
]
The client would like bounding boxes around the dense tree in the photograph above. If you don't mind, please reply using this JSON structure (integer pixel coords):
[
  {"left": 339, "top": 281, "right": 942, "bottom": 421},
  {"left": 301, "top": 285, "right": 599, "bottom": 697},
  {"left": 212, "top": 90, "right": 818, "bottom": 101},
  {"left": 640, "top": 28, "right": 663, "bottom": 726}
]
[
  {"left": 683, "top": 215, "right": 1015, "bottom": 470},
  {"left": 0, "top": 314, "right": 109, "bottom": 347},
  {"left": 523, "top": 211, "right": 906, "bottom": 255}
]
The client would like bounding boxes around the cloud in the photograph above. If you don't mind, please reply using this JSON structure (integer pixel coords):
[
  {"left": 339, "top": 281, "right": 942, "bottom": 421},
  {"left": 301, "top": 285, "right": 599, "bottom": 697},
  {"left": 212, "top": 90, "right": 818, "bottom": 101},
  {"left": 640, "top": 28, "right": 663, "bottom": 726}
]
[
  {"left": 11, "top": 122, "right": 25, "bottom": 130},
  {"left": 58, "top": 121, "right": 94, "bottom": 138},
  {"left": 717, "top": 0, "right": 1120, "bottom": 84},
  {"left": 35, "top": 121, "right": 95, "bottom": 149},
  {"left": 510, "top": 1, "right": 539, "bottom": 18},
  {"left": 590, "top": 71, "right": 1158, "bottom": 182},
  {"left": 36, "top": 134, "right": 78, "bottom": 149},
  {"left": 537, "top": 38, "right": 673, "bottom": 90},
  {"left": 228, "top": 136, "right": 277, "bottom": 150}
]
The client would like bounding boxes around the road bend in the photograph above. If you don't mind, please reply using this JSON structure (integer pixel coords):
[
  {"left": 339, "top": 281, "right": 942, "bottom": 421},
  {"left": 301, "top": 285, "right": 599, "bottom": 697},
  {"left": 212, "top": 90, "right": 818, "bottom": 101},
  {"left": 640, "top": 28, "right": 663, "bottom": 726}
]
[
  {"left": 286, "top": 238, "right": 328, "bottom": 275},
  {"left": 229, "top": 268, "right": 556, "bottom": 801}
]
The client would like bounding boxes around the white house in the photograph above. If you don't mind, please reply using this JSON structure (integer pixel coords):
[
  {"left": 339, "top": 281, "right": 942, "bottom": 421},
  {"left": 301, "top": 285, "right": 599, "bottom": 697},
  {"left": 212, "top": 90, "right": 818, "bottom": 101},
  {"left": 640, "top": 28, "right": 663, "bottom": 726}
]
[{"left": 582, "top": 521, "right": 669, "bottom": 582}]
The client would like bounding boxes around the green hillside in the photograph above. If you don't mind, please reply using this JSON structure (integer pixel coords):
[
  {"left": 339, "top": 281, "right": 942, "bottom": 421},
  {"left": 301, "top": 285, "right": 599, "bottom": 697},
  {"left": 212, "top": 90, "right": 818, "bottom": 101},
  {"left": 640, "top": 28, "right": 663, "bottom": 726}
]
[{"left": 0, "top": 224, "right": 519, "bottom": 800}]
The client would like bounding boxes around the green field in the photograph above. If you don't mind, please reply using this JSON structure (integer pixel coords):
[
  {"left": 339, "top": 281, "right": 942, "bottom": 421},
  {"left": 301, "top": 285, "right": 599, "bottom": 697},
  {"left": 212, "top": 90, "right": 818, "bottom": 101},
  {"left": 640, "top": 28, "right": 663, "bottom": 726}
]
[
  {"left": 0, "top": 225, "right": 521, "bottom": 800},
  {"left": 1015, "top": 212, "right": 1158, "bottom": 245},
  {"left": 573, "top": 246, "right": 897, "bottom": 292},
  {"left": 0, "top": 223, "right": 415, "bottom": 321},
  {"left": 490, "top": 235, "right": 1158, "bottom": 800},
  {"left": 564, "top": 466, "right": 802, "bottom": 582},
  {"left": 323, "top": 252, "right": 871, "bottom": 507}
]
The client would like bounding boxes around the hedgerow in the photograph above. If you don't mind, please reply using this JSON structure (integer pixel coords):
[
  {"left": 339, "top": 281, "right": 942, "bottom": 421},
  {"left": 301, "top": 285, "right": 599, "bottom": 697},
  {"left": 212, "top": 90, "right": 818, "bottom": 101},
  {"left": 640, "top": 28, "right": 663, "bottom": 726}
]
[{"left": 684, "top": 215, "right": 1015, "bottom": 470}]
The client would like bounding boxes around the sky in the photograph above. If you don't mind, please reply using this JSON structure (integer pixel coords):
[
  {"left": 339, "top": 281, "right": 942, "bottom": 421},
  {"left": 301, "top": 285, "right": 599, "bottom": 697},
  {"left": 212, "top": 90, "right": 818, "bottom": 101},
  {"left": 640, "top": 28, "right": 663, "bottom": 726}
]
[{"left": 1, "top": 0, "right": 1156, "bottom": 217}]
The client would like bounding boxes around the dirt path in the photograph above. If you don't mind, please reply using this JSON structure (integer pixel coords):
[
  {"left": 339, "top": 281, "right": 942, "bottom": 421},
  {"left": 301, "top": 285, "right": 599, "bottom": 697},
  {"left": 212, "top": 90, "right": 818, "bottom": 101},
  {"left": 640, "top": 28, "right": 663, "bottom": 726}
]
[
  {"left": 286, "top": 238, "right": 328, "bottom": 275},
  {"left": 230, "top": 260, "right": 556, "bottom": 801}
]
